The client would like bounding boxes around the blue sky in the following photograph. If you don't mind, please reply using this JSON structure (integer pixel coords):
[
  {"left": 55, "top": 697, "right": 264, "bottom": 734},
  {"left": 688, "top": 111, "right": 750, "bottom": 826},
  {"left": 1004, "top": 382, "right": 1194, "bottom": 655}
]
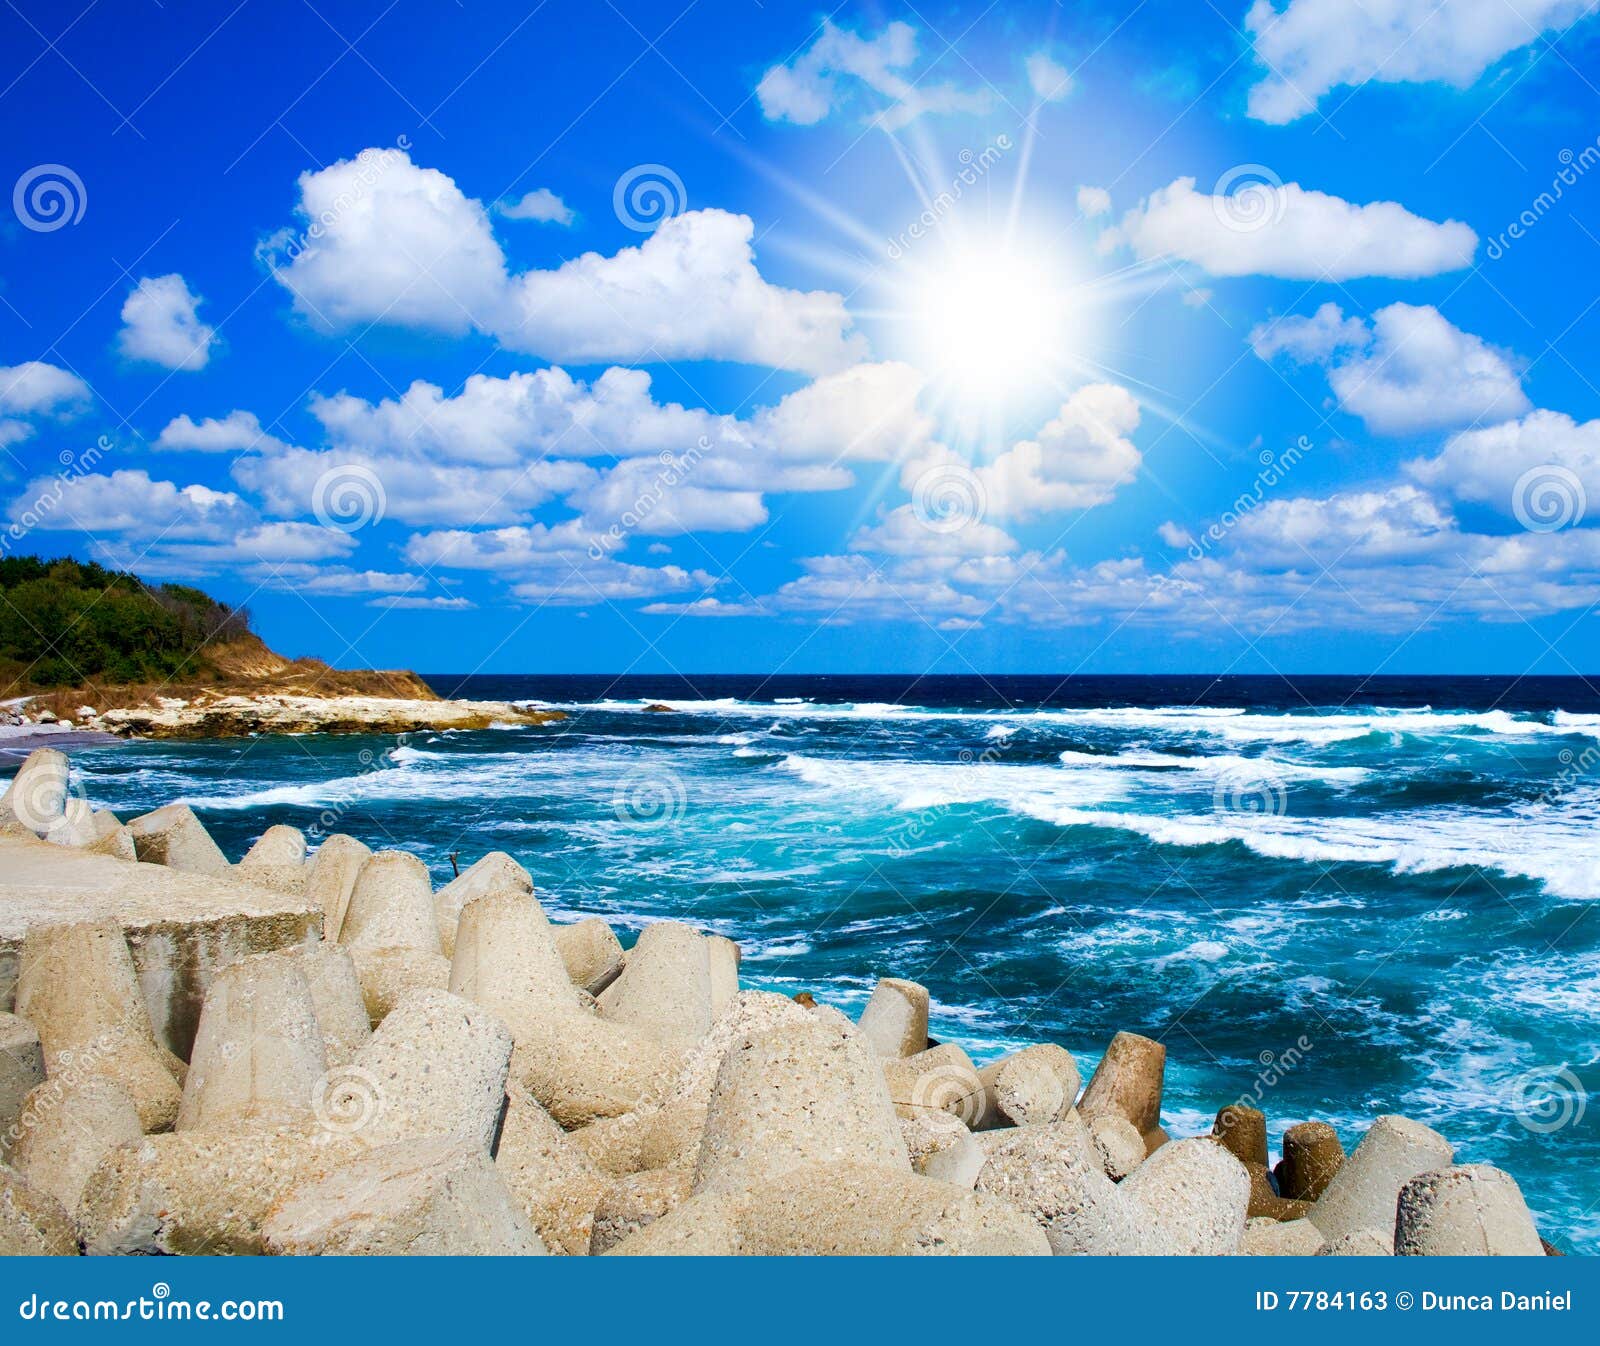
[{"left": 3, "top": 0, "right": 1600, "bottom": 676}]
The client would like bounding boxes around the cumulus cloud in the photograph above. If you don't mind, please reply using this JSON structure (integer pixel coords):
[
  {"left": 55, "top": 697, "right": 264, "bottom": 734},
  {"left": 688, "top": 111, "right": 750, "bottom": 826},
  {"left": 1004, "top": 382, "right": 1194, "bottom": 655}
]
[
  {"left": 1105, "top": 176, "right": 1476, "bottom": 279},
  {"left": 117, "top": 275, "right": 217, "bottom": 371},
  {"left": 1252, "top": 303, "right": 1528, "bottom": 434},
  {"left": 1409, "top": 409, "right": 1600, "bottom": 516},
  {"left": 0, "top": 361, "right": 89, "bottom": 446},
  {"left": 897, "top": 384, "right": 1142, "bottom": 521},
  {"left": 8, "top": 470, "right": 250, "bottom": 539},
  {"left": 264, "top": 151, "right": 862, "bottom": 375},
  {"left": 1026, "top": 52, "right": 1073, "bottom": 101},
  {"left": 1246, "top": 0, "right": 1600, "bottom": 124},
  {"left": 756, "top": 19, "right": 992, "bottom": 130},
  {"left": 496, "top": 188, "right": 575, "bottom": 225},
  {"left": 156, "top": 410, "right": 288, "bottom": 454}
]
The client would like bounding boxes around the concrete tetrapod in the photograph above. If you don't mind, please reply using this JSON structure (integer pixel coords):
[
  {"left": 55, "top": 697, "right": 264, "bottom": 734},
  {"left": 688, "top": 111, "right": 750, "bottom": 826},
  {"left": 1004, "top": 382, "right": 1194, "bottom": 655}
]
[
  {"left": 553, "top": 918, "right": 625, "bottom": 995},
  {"left": 341, "top": 987, "right": 513, "bottom": 1153},
  {"left": 124, "top": 804, "right": 230, "bottom": 877},
  {"left": 15, "top": 921, "right": 185, "bottom": 1133},
  {"left": 883, "top": 1043, "right": 986, "bottom": 1130},
  {"left": 1121, "top": 1136, "right": 1252, "bottom": 1255},
  {"left": 974, "top": 1119, "right": 1146, "bottom": 1254},
  {"left": 177, "top": 953, "right": 327, "bottom": 1133},
  {"left": 262, "top": 942, "right": 371, "bottom": 1067},
  {"left": 339, "top": 850, "right": 449, "bottom": 1024},
  {"left": 78, "top": 1127, "right": 365, "bottom": 1255},
  {"left": 304, "top": 834, "right": 371, "bottom": 944},
  {"left": 1394, "top": 1164, "right": 1544, "bottom": 1256},
  {"left": 856, "top": 977, "right": 930, "bottom": 1058},
  {"left": 494, "top": 1081, "right": 609, "bottom": 1255},
  {"left": 0, "top": 748, "right": 72, "bottom": 839},
  {"left": 589, "top": 1169, "right": 693, "bottom": 1254},
  {"left": 449, "top": 890, "right": 678, "bottom": 1128},
  {"left": 1275, "top": 1120, "right": 1345, "bottom": 1201},
  {"left": 0, "top": 1164, "right": 76, "bottom": 1255},
  {"left": 1078, "top": 1031, "right": 1166, "bottom": 1154},
  {"left": 692, "top": 1019, "right": 910, "bottom": 1195},
  {"left": 240, "top": 825, "right": 307, "bottom": 870},
  {"left": 0, "top": 1011, "right": 44, "bottom": 1135},
  {"left": 6, "top": 1076, "right": 143, "bottom": 1216},
  {"left": 975, "top": 1043, "right": 1082, "bottom": 1128},
  {"left": 264, "top": 1136, "right": 545, "bottom": 1255},
  {"left": 596, "top": 921, "right": 716, "bottom": 1045},
  {"left": 1309, "top": 1115, "right": 1453, "bottom": 1251},
  {"left": 1244, "top": 1216, "right": 1326, "bottom": 1255},
  {"left": 1088, "top": 1115, "right": 1146, "bottom": 1180},
  {"left": 433, "top": 851, "right": 532, "bottom": 960}
]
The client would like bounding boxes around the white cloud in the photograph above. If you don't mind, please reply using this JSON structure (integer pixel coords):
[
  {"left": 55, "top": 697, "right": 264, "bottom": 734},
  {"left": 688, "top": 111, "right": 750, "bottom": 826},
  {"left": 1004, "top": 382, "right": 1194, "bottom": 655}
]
[
  {"left": 0, "top": 361, "right": 89, "bottom": 446},
  {"left": 0, "top": 361, "right": 90, "bottom": 416},
  {"left": 1409, "top": 409, "right": 1600, "bottom": 516},
  {"left": 904, "top": 383, "right": 1142, "bottom": 519},
  {"left": 1076, "top": 185, "right": 1112, "bottom": 218},
  {"left": 640, "top": 596, "right": 766, "bottom": 617},
  {"left": 1158, "top": 521, "right": 1195, "bottom": 548},
  {"left": 756, "top": 19, "right": 992, "bottom": 130},
  {"left": 1246, "top": 0, "right": 1600, "bottom": 125},
  {"left": 265, "top": 151, "right": 863, "bottom": 375},
  {"left": 497, "top": 188, "right": 575, "bottom": 226},
  {"left": 1106, "top": 176, "right": 1476, "bottom": 279},
  {"left": 850, "top": 504, "right": 1018, "bottom": 558},
  {"left": 9, "top": 469, "right": 250, "bottom": 539},
  {"left": 156, "top": 410, "right": 287, "bottom": 454},
  {"left": 1026, "top": 51, "right": 1073, "bottom": 101},
  {"left": 1253, "top": 303, "right": 1528, "bottom": 434},
  {"left": 117, "top": 274, "right": 217, "bottom": 371},
  {"left": 501, "top": 209, "right": 865, "bottom": 374}
]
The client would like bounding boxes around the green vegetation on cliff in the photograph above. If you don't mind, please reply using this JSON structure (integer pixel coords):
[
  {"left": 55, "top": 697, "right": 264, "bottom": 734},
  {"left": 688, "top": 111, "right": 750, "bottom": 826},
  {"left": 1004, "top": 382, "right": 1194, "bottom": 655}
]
[{"left": 0, "top": 555, "right": 250, "bottom": 688}]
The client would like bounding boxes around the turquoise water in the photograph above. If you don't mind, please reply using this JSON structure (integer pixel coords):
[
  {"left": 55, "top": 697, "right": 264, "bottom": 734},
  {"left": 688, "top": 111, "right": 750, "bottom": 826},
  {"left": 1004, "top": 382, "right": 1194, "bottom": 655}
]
[{"left": 59, "top": 675, "right": 1600, "bottom": 1251}]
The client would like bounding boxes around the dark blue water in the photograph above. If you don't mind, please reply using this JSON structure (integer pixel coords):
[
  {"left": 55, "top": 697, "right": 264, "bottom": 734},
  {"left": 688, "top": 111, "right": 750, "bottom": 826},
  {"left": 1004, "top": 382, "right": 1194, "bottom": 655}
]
[{"left": 61, "top": 674, "right": 1600, "bottom": 1249}]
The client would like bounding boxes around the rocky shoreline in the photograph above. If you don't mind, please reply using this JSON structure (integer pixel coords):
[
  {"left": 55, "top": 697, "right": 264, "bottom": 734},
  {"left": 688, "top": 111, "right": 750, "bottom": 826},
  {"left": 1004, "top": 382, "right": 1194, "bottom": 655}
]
[
  {"left": 0, "top": 745, "right": 1558, "bottom": 1257},
  {"left": 4, "top": 692, "right": 564, "bottom": 742}
]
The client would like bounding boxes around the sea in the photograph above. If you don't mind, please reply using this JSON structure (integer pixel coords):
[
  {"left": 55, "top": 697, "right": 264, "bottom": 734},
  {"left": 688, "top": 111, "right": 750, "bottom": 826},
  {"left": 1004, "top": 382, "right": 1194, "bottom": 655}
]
[{"left": 59, "top": 673, "right": 1600, "bottom": 1250}]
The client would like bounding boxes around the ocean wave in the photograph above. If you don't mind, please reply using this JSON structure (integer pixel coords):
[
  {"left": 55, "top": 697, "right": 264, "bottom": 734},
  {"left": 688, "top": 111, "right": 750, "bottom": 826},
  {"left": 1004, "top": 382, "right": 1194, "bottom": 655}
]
[
  {"left": 1056, "top": 748, "right": 1368, "bottom": 783},
  {"left": 778, "top": 752, "right": 1131, "bottom": 812},
  {"left": 1025, "top": 803, "right": 1600, "bottom": 900}
]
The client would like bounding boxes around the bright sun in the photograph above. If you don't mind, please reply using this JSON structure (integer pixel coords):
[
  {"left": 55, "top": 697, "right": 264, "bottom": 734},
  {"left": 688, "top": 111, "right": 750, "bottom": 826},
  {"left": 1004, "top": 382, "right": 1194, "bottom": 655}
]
[{"left": 902, "top": 245, "right": 1080, "bottom": 423}]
